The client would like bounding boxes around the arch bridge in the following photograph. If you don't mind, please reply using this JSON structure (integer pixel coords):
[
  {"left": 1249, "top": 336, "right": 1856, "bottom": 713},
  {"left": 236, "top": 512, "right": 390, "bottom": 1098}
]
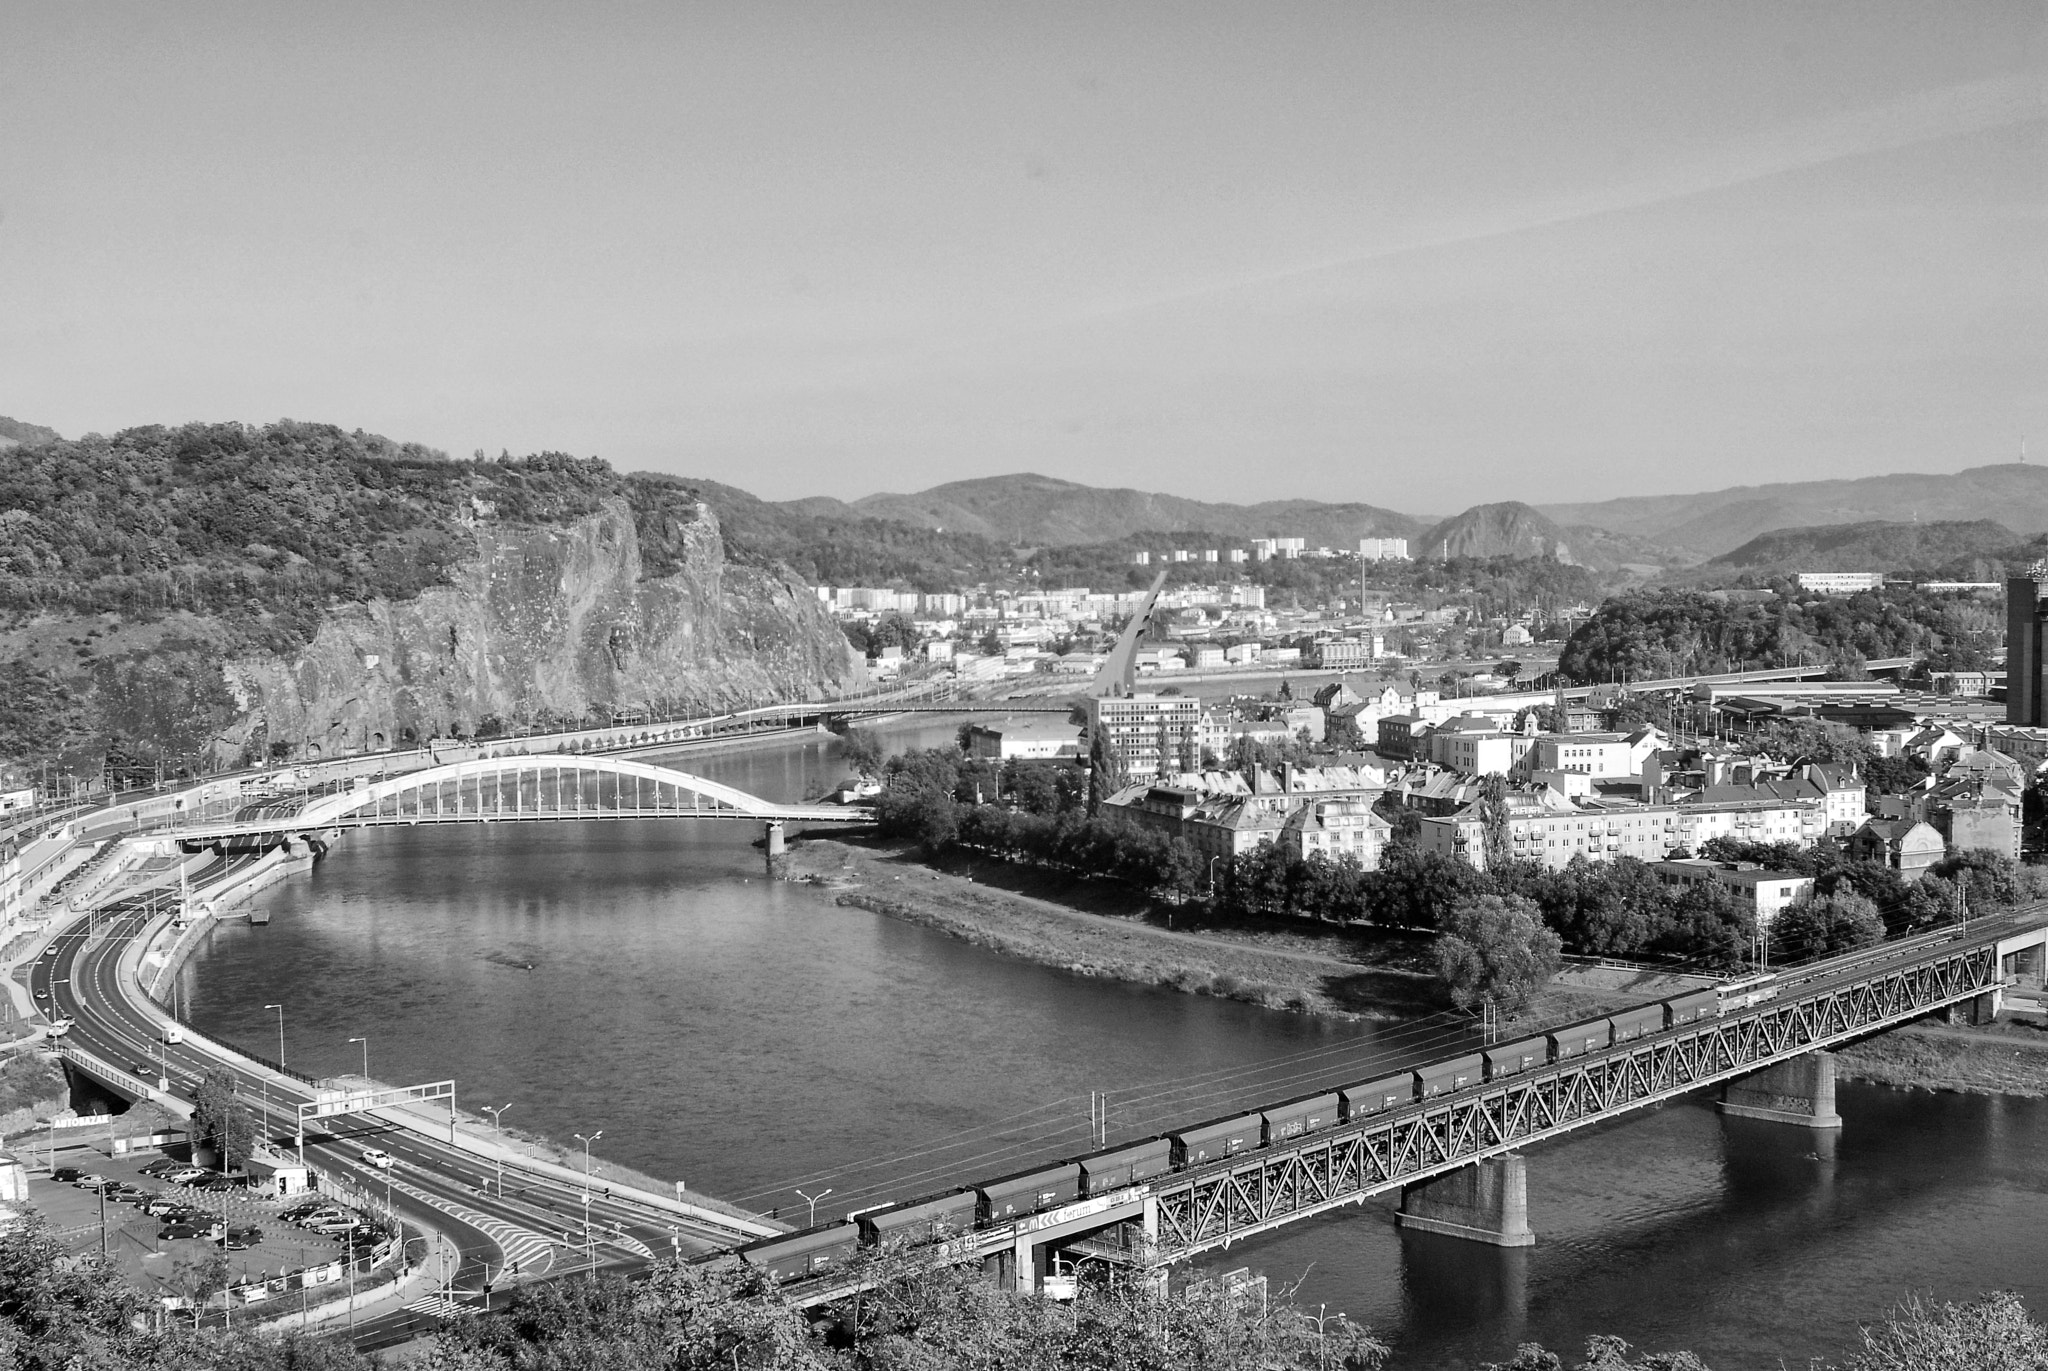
[{"left": 169, "top": 754, "right": 869, "bottom": 845}]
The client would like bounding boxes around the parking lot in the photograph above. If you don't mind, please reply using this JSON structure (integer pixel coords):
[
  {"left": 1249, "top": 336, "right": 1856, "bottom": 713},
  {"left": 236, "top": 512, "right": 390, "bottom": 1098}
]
[{"left": 26, "top": 1142, "right": 403, "bottom": 1311}]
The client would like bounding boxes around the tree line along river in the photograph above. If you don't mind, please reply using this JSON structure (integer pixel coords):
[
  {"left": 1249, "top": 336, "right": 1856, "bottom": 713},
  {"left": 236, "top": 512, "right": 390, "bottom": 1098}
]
[{"left": 181, "top": 721, "right": 2048, "bottom": 1368}]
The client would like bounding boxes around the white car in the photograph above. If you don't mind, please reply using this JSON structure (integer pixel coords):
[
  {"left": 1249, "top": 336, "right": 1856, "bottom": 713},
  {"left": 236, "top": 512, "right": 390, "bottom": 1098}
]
[{"left": 359, "top": 1148, "right": 394, "bottom": 1170}]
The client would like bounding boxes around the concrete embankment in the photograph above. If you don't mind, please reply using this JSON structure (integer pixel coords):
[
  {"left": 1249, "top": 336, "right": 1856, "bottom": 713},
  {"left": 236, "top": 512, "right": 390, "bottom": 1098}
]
[
  {"left": 788, "top": 837, "right": 1699, "bottom": 1026},
  {"left": 1836, "top": 1018, "right": 2048, "bottom": 1097}
]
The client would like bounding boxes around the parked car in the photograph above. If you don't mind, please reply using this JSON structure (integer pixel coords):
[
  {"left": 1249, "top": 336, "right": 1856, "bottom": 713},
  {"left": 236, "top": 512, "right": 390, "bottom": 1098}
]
[
  {"left": 50, "top": 1167, "right": 83, "bottom": 1183},
  {"left": 305, "top": 1217, "right": 361, "bottom": 1235},
  {"left": 224, "top": 1225, "right": 264, "bottom": 1250},
  {"left": 140, "top": 1197, "right": 191, "bottom": 1217},
  {"left": 159, "top": 1166, "right": 208, "bottom": 1185},
  {"left": 71, "top": 1174, "right": 111, "bottom": 1191},
  {"left": 158, "top": 1221, "right": 221, "bottom": 1241}
]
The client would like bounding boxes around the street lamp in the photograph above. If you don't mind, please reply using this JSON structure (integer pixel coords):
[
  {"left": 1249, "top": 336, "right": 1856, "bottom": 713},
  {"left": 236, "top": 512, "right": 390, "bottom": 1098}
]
[
  {"left": 264, "top": 1004, "right": 284, "bottom": 1067},
  {"left": 481, "top": 1103, "right": 513, "bottom": 1196},
  {"left": 347, "top": 1036, "right": 369, "bottom": 1081},
  {"left": 1207, "top": 854, "right": 1222, "bottom": 897},
  {"left": 573, "top": 1130, "right": 603, "bottom": 1268},
  {"left": 794, "top": 1187, "right": 832, "bottom": 1229}
]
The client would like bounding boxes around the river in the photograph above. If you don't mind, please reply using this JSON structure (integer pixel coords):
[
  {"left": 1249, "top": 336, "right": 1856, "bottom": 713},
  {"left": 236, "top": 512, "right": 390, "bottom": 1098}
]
[{"left": 180, "top": 723, "right": 2048, "bottom": 1368}]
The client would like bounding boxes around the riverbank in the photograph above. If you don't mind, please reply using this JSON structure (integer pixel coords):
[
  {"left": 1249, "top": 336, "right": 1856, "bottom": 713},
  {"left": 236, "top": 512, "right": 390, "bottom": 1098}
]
[
  {"left": 1835, "top": 1017, "right": 2048, "bottom": 1097},
  {"left": 788, "top": 835, "right": 1702, "bottom": 1027}
]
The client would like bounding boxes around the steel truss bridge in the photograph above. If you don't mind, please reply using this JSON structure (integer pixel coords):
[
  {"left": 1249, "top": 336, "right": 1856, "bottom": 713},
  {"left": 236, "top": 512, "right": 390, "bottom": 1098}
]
[
  {"left": 167, "top": 755, "right": 870, "bottom": 843},
  {"left": 1147, "top": 917, "right": 2030, "bottom": 1253},
  {"left": 780, "top": 909, "right": 2048, "bottom": 1303}
]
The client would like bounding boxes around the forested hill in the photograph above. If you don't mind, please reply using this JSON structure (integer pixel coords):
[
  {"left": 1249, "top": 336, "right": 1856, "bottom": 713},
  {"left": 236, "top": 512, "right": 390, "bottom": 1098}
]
[
  {"left": 1705, "top": 519, "right": 2018, "bottom": 575},
  {"left": 0, "top": 422, "right": 858, "bottom": 779},
  {"left": 0, "top": 415, "right": 61, "bottom": 448},
  {"left": 0, "top": 421, "right": 708, "bottom": 649},
  {"left": 1557, "top": 586, "right": 2000, "bottom": 681}
]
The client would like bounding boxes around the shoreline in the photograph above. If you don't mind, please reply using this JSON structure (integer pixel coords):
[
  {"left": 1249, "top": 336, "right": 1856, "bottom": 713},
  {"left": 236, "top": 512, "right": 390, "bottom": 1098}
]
[
  {"left": 1835, "top": 1018, "right": 2048, "bottom": 1098},
  {"left": 788, "top": 835, "right": 1706, "bottom": 1029}
]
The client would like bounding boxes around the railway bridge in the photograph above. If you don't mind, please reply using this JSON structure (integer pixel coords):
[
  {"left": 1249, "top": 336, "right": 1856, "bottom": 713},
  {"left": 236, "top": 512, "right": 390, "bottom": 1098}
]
[{"left": 754, "top": 908, "right": 2048, "bottom": 1303}]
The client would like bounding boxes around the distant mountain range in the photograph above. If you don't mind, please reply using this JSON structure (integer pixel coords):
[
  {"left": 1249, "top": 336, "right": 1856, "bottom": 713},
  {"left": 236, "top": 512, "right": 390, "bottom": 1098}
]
[
  {"left": 13, "top": 414, "right": 2048, "bottom": 578},
  {"left": 1534, "top": 464, "right": 2048, "bottom": 557},
  {"left": 786, "top": 473, "right": 1426, "bottom": 549}
]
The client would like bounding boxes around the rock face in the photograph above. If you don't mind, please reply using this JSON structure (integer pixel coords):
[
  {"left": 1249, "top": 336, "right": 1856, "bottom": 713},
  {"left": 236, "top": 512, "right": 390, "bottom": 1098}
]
[
  {"left": 219, "top": 498, "right": 860, "bottom": 759},
  {"left": 3, "top": 500, "right": 859, "bottom": 772}
]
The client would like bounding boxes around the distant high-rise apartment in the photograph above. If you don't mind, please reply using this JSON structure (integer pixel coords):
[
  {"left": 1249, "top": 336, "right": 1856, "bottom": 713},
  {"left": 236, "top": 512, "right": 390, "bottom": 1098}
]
[{"left": 2008, "top": 564, "right": 2048, "bottom": 725}]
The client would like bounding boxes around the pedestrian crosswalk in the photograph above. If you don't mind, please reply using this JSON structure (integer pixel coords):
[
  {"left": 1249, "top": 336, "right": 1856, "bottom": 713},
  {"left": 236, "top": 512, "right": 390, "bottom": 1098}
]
[
  {"left": 403, "top": 1293, "right": 470, "bottom": 1320},
  {"left": 383, "top": 1174, "right": 555, "bottom": 1276}
]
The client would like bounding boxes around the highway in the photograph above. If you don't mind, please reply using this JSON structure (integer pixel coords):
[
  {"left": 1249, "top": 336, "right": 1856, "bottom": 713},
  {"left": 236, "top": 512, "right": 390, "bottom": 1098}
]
[{"left": 28, "top": 892, "right": 763, "bottom": 1350}]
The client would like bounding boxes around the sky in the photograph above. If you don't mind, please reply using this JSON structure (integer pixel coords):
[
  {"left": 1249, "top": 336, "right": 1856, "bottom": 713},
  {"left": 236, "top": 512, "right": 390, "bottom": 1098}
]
[{"left": 3, "top": 1, "right": 2043, "bottom": 514}]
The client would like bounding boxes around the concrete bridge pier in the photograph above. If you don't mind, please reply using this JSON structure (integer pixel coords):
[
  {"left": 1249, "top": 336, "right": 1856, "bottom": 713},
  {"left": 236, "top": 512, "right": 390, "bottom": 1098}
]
[
  {"left": 1720, "top": 1051, "right": 1842, "bottom": 1128},
  {"left": 764, "top": 820, "right": 788, "bottom": 879},
  {"left": 1395, "top": 1154, "right": 1534, "bottom": 1246}
]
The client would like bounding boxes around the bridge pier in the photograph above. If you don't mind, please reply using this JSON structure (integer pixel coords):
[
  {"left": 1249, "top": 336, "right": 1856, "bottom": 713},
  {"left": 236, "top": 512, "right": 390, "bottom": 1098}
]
[
  {"left": 764, "top": 820, "right": 788, "bottom": 879},
  {"left": 1720, "top": 1050, "right": 1842, "bottom": 1129},
  {"left": 1395, "top": 1154, "right": 1534, "bottom": 1247}
]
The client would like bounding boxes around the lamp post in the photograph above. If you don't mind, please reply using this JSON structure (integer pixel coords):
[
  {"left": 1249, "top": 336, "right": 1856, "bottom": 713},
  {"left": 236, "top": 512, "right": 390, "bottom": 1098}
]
[
  {"left": 347, "top": 1036, "right": 368, "bottom": 1081},
  {"left": 573, "top": 1130, "right": 602, "bottom": 1268},
  {"left": 1207, "top": 855, "right": 1222, "bottom": 898},
  {"left": 794, "top": 1187, "right": 832, "bottom": 1229},
  {"left": 264, "top": 1004, "right": 284, "bottom": 1067},
  {"left": 481, "top": 1103, "right": 513, "bottom": 1196}
]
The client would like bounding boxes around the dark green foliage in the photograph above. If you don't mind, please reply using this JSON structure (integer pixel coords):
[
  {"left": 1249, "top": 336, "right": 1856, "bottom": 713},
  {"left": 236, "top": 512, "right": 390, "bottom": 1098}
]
[
  {"left": 1558, "top": 586, "right": 2000, "bottom": 682},
  {"left": 1863, "top": 753, "right": 1930, "bottom": 796},
  {"left": 840, "top": 613, "right": 923, "bottom": 658},
  {"left": 190, "top": 1068, "right": 257, "bottom": 1172},
  {"left": 1435, "top": 893, "right": 1564, "bottom": 1013},
  {"left": 0, "top": 421, "right": 642, "bottom": 649},
  {"left": 1771, "top": 890, "right": 1886, "bottom": 962}
]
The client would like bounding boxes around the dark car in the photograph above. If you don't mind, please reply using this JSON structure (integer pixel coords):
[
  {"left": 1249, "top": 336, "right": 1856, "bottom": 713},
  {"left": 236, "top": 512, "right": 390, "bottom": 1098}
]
[
  {"left": 224, "top": 1225, "right": 263, "bottom": 1250},
  {"left": 138, "top": 1161, "right": 187, "bottom": 1179},
  {"left": 50, "top": 1167, "right": 83, "bottom": 1183},
  {"left": 158, "top": 1222, "right": 220, "bottom": 1241},
  {"left": 193, "top": 1174, "right": 241, "bottom": 1192}
]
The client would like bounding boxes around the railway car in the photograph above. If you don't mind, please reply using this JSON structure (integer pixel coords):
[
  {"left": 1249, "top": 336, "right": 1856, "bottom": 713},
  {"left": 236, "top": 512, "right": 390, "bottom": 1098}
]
[
  {"left": 1171, "top": 1111, "right": 1263, "bottom": 1167},
  {"left": 736, "top": 1222, "right": 861, "bottom": 1281},
  {"left": 1262, "top": 1091, "right": 1339, "bottom": 1141},
  {"left": 1414, "top": 1052, "right": 1484, "bottom": 1099},
  {"left": 1340, "top": 1074, "right": 1413, "bottom": 1120},
  {"left": 1664, "top": 989, "right": 1719, "bottom": 1027},
  {"left": 1076, "top": 1138, "right": 1172, "bottom": 1195},
  {"left": 858, "top": 1190, "right": 979, "bottom": 1244},
  {"left": 978, "top": 1162, "right": 1081, "bottom": 1222},
  {"left": 1482, "top": 1036, "right": 1547, "bottom": 1081},
  {"left": 1607, "top": 1005, "right": 1663, "bottom": 1043},
  {"left": 1548, "top": 1020, "right": 1610, "bottom": 1060}
]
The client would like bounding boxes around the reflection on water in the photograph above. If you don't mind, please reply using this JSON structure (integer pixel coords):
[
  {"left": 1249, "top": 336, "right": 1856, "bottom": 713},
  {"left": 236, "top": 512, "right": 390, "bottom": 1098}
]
[{"left": 183, "top": 731, "right": 2048, "bottom": 1367}]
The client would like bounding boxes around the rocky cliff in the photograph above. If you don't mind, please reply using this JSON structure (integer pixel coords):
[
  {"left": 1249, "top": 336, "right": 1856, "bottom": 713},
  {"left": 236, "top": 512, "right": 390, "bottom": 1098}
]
[
  {"left": 217, "top": 498, "right": 860, "bottom": 759},
  {"left": 1, "top": 498, "right": 860, "bottom": 775}
]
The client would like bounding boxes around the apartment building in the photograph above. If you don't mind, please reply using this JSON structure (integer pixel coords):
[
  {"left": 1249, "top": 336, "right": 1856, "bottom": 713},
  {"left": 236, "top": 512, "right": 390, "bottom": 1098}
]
[
  {"left": 1418, "top": 792, "right": 1680, "bottom": 873},
  {"left": 1087, "top": 693, "right": 1203, "bottom": 777},
  {"left": 1650, "top": 859, "right": 1813, "bottom": 924}
]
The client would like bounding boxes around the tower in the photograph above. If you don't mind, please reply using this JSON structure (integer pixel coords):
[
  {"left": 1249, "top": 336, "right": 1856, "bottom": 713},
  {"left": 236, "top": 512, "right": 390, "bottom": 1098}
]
[{"left": 2006, "top": 562, "right": 2048, "bottom": 726}]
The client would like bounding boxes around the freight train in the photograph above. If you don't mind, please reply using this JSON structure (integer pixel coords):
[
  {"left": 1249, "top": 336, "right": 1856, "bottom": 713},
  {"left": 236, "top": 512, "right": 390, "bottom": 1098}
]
[{"left": 735, "top": 970, "right": 1815, "bottom": 1282}]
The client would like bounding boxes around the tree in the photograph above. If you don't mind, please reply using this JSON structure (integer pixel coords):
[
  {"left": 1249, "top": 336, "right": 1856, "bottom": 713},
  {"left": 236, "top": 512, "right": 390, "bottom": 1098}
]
[
  {"left": 839, "top": 726, "right": 885, "bottom": 779},
  {"left": 1496, "top": 660, "right": 1523, "bottom": 685},
  {"left": 190, "top": 1068, "right": 257, "bottom": 1172},
  {"left": 1434, "top": 894, "right": 1563, "bottom": 1014},
  {"left": 1834, "top": 1291, "right": 2048, "bottom": 1371},
  {"left": 1771, "top": 889, "right": 1885, "bottom": 963}
]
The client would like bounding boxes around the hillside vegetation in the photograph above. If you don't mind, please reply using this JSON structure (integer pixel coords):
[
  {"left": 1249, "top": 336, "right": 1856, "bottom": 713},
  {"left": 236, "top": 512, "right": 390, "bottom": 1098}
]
[
  {"left": 1558, "top": 586, "right": 2000, "bottom": 681},
  {"left": 1706, "top": 519, "right": 2017, "bottom": 574},
  {"left": 0, "top": 422, "right": 712, "bottom": 650}
]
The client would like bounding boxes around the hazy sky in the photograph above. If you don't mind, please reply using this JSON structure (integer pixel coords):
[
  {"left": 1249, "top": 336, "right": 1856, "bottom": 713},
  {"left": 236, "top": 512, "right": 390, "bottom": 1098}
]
[{"left": 4, "top": 2, "right": 2043, "bottom": 513}]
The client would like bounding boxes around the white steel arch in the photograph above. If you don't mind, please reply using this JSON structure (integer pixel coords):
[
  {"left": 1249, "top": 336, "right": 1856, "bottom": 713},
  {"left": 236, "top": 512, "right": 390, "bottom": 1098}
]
[{"left": 290, "top": 755, "right": 819, "bottom": 827}]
